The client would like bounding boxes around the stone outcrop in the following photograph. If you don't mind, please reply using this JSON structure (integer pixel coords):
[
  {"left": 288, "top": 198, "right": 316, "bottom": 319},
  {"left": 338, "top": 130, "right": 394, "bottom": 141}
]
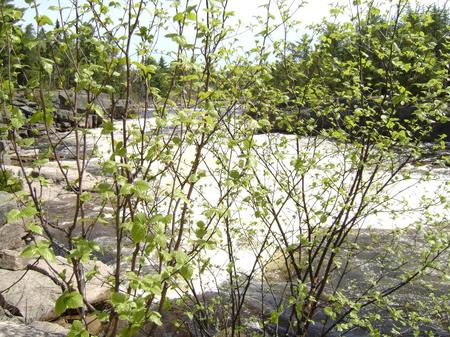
[
  {"left": 3, "top": 164, "right": 98, "bottom": 191},
  {"left": 9, "top": 90, "right": 141, "bottom": 133}
]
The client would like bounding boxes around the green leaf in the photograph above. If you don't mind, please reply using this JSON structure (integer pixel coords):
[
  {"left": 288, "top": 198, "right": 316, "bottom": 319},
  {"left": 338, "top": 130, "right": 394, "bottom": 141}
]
[
  {"left": 7, "top": 209, "right": 21, "bottom": 223},
  {"left": 188, "top": 173, "right": 198, "bottom": 183},
  {"left": 111, "top": 291, "right": 127, "bottom": 305},
  {"left": 26, "top": 223, "right": 43, "bottom": 235},
  {"left": 80, "top": 192, "right": 92, "bottom": 202},
  {"left": 148, "top": 311, "right": 162, "bottom": 326},
  {"left": 55, "top": 291, "right": 84, "bottom": 315},
  {"left": 69, "top": 238, "right": 101, "bottom": 263},
  {"left": 21, "top": 204, "right": 38, "bottom": 217},
  {"left": 88, "top": 103, "right": 105, "bottom": 120},
  {"left": 131, "top": 221, "right": 146, "bottom": 243},
  {"left": 97, "top": 182, "right": 114, "bottom": 197},
  {"left": 133, "top": 179, "right": 150, "bottom": 197},
  {"left": 67, "top": 320, "right": 89, "bottom": 337},
  {"left": 35, "top": 15, "right": 53, "bottom": 26},
  {"left": 41, "top": 58, "right": 54, "bottom": 76},
  {"left": 173, "top": 250, "right": 188, "bottom": 264},
  {"left": 179, "top": 264, "right": 193, "bottom": 280},
  {"left": 186, "top": 11, "right": 196, "bottom": 21},
  {"left": 101, "top": 121, "right": 116, "bottom": 135},
  {"left": 173, "top": 13, "right": 184, "bottom": 22},
  {"left": 324, "top": 306, "right": 336, "bottom": 319},
  {"left": 30, "top": 110, "right": 44, "bottom": 123},
  {"left": 229, "top": 170, "right": 240, "bottom": 181}
]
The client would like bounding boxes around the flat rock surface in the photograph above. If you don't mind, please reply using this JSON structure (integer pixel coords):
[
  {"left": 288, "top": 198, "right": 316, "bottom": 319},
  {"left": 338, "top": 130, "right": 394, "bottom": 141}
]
[
  {"left": 0, "top": 321, "right": 67, "bottom": 337},
  {"left": 0, "top": 257, "right": 112, "bottom": 322}
]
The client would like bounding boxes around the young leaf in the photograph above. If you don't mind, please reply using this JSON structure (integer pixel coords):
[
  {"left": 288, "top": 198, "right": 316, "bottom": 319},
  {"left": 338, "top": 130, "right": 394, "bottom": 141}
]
[{"left": 55, "top": 291, "right": 84, "bottom": 315}]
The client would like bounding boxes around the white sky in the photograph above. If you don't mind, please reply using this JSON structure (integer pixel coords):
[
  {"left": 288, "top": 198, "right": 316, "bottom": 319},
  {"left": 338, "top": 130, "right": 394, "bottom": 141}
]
[{"left": 15, "top": 0, "right": 446, "bottom": 59}]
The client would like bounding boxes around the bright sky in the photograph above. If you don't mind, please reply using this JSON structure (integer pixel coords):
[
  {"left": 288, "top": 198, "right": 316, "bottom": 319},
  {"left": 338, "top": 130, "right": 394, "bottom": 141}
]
[{"left": 15, "top": 0, "right": 446, "bottom": 59}]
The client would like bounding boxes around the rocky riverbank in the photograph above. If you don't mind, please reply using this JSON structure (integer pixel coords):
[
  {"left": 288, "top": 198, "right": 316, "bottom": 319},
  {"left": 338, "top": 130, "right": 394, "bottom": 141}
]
[{"left": 0, "top": 119, "right": 449, "bottom": 336}]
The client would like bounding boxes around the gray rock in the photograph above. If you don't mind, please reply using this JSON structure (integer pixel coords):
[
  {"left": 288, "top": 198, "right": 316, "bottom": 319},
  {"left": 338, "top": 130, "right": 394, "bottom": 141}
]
[
  {"left": 0, "top": 321, "right": 67, "bottom": 337},
  {"left": 0, "top": 140, "right": 9, "bottom": 153},
  {"left": 19, "top": 105, "right": 36, "bottom": 118},
  {"left": 113, "top": 99, "right": 138, "bottom": 119},
  {"left": 54, "top": 109, "right": 74, "bottom": 124},
  {"left": 0, "top": 250, "right": 31, "bottom": 270},
  {"left": 0, "top": 192, "right": 15, "bottom": 227},
  {"left": 11, "top": 100, "right": 26, "bottom": 107},
  {"left": 30, "top": 166, "right": 98, "bottom": 190},
  {"left": 0, "top": 306, "right": 24, "bottom": 323},
  {"left": 57, "top": 91, "right": 71, "bottom": 109},
  {"left": 0, "top": 257, "right": 112, "bottom": 322},
  {"left": 0, "top": 222, "right": 27, "bottom": 251},
  {"left": 29, "top": 321, "right": 69, "bottom": 335},
  {"left": 0, "top": 141, "right": 10, "bottom": 166}
]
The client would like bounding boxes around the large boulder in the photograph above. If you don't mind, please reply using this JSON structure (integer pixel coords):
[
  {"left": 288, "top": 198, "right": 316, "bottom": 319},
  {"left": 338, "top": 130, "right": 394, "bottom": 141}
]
[
  {"left": 0, "top": 192, "right": 15, "bottom": 227},
  {"left": 0, "top": 321, "right": 67, "bottom": 337},
  {"left": 54, "top": 109, "right": 75, "bottom": 125},
  {"left": 112, "top": 99, "right": 139, "bottom": 119},
  {"left": 0, "top": 257, "right": 112, "bottom": 322},
  {"left": 57, "top": 91, "right": 112, "bottom": 111}
]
